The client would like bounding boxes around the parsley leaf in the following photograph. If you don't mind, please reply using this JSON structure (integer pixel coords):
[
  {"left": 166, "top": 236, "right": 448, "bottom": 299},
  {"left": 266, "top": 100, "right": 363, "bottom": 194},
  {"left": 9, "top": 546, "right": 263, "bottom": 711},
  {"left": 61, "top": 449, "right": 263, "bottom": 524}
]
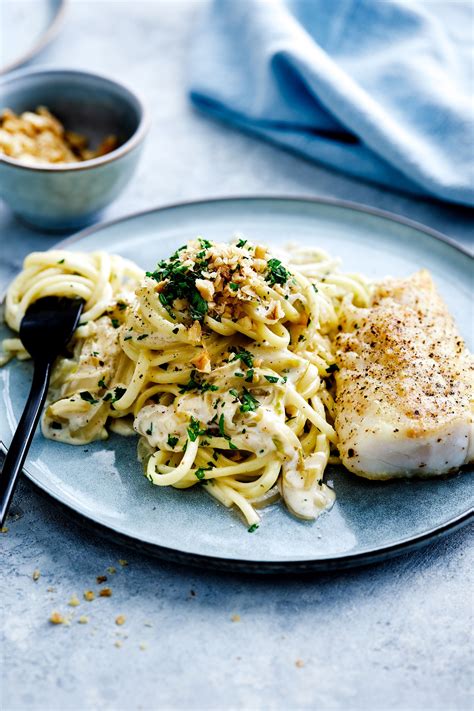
[
  {"left": 187, "top": 416, "right": 205, "bottom": 442},
  {"left": 98, "top": 378, "right": 107, "bottom": 388},
  {"left": 179, "top": 370, "right": 218, "bottom": 394},
  {"left": 230, "top": 347, "right": 254, "bottom": 369},
  {"left": 218, "top": 414, "right": 227, "bottom": 438},
  {"left": 167, "top": 434, "right": 178, "bottom": 448},
  {"left": 264, "top": 375, "right": 279, "bottom": 383},
  {"left": 247, "top": 523, "right": 259, "bottom": 533},
  {"left": 326, "top": 363, "right": 339, "bottom": 374},
  {"left": 80, "top": 391, "right": 99, "bottom": 405},
  {"left": 111, "top": 318, "right": 120, "bottom": 329},
  {"left": 265, "top": 258, "right": 290, "bottom": 287},
  {"left": 236, "top": 238, "right": 247, "bottom": 248},
  {"left": 240, "top": 389, "right": 259, "bottom": 413}
]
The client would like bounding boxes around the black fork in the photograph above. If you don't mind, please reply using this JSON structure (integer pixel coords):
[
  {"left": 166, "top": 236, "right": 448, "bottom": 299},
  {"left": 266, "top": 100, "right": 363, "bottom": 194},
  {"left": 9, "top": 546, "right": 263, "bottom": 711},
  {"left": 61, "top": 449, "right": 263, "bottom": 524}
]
[{"left": 0, "top": 297, "right": 84, "bottom": 526}]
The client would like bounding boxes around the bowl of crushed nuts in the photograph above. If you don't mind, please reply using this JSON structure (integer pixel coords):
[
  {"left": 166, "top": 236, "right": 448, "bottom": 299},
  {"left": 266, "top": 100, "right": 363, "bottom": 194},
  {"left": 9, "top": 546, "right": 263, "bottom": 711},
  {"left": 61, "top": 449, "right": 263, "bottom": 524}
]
[{"left": 0, "top": 67, "right": 149, "bottom": 231}]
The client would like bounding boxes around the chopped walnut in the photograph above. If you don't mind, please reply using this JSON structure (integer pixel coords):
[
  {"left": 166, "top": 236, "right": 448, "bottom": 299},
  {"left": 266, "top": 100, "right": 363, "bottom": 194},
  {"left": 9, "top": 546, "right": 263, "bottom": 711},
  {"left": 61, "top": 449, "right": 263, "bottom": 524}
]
[
  {"left": 191, "top": 349, "right": 211, "bottom": 373},
  {"left": 0, "top": 106, "right": 118, "bottom": 165},
  {"left": 195, "top": 278, "right": 215, "bottom": 301},
  {"left": 50, "top": 611, "right": 65, "bottom": 625},
  {"left": 187, "top": 321, "right": 202, "bottom": 344}
]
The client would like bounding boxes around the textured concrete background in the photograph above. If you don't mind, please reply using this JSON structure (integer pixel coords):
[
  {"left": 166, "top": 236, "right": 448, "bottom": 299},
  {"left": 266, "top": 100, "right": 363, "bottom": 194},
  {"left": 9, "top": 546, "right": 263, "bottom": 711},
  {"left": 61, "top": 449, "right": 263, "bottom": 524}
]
[{"left": 0, "top": 2, "right": 473, "bottom": 710}]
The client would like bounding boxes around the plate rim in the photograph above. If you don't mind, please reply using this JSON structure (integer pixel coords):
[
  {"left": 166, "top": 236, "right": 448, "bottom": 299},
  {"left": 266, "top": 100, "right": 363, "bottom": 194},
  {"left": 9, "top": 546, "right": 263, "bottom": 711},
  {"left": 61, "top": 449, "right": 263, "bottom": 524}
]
[
  {"left": 0, "top": 0, "right": 68, "bottom": 76},
  {"left": 5, "top": 195, "right": 474, "bottom": 572}
]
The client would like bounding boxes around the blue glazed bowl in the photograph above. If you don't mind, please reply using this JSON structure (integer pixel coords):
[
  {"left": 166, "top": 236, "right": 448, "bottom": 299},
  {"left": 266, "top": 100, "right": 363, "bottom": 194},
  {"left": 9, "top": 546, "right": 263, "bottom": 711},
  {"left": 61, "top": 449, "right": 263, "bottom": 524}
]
[{"left": 0, "top": 68, "right": 149, "bottom": 232}]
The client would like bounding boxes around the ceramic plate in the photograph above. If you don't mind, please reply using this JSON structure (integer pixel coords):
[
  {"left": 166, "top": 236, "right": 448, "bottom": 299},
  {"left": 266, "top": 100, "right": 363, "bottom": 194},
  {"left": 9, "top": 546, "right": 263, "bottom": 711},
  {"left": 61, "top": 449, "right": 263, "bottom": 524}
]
[
  {"left": 1, "top": 197, "right": 472, "bottom": 572},
  {"left": 0, "top": 0, "right": 66, "bottom": 75}
]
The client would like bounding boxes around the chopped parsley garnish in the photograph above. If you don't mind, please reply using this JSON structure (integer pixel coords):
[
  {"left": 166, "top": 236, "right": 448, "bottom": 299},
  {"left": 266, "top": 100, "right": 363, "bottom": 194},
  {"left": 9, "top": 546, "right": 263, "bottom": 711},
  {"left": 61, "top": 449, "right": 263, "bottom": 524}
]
[
  {"left": 187, "top": 416, "right": 206, "bottom": 442},
  {"left": 239, "top": 389, "right": 259, "bottom": 413},
  {"left": 111, "top": 318, "right": 120, "bottom": 329},
  {"left": 230, "top": 347, "right": 254, "bottom": 368},
  {"left": 137, "top": 333, "right": 148, "bottom": 340},
  {"left": 245, "top": 369, "right": 254, "bottom": 383},
  {"left": 198, "top": 238, "right": 212, "bottom": 249},
  {"left": 179, "top": 370, "right": 218, "bottom": 394},
  {"left": 98, "top": 378, "right": 106, "bottom": 388},
  {"left": 92, "top": 351, "right": 99, "bottom": 356},
  {"left": 229, "top": 389, "right": 239, "bottom": 398},
  {"left": 104, "top": 386, "right": 126, "bottom": 404},
  {"left": 123, "top": 336, "right": 132, "bottom": 341},
  {"left": 326, "top": 363, "right": 339, "bottom": 374},
  {"left": 80, "top": 391, "right": 99, "bottom": 405},
  {"left": 145, "top": 424, "right": 153, "bottom": 436},
  {"left": 172, "top": 327, "right": 179, "bottom": 334},
  {"left": 167, "top": 434, "right": 178, "bottom": 448},
  {"left": 195, "top": 468, "right": 206, "bottom": 480},
  {"left": 247, "top": 523, "right": 259, "bottom": 533},
  {"left": 147, "top": 248, "right": 209, "bottom": 322},
  {"left": 57, "top": 259, "right": 65, "bottom": 264},
  {"left": 218, "top": 414, "right": 226, "bottom": 438},
  {"left": 229, "top": 282, "right": 239, "bottom": 291},
  {"left": 117, "top": 302, "right": 128, "bottom": 311},
  {"left": 312, "top": 284, "right": 319, "bottom": 293},
  {"left": 234, "top": 371, "right": 244, "bottom": 378},
  {"left": 265, "top": 258, "right": 290, "bottom": 287},
  {"left": 264, "top": 375, "right": 279, "bottom": 383},
  {"left": 51, "top": 421, "right": 62, "bottom": 430},
  {"left": 236, "top": 238, "right": 247, "bottom": 248}
]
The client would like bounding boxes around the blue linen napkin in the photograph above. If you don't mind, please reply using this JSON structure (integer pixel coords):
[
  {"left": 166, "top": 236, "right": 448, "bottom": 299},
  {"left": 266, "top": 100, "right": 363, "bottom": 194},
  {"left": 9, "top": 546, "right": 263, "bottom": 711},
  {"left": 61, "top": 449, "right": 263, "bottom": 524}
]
[{"left": 189, "top": 0, "right": 474, "bottom": 205}]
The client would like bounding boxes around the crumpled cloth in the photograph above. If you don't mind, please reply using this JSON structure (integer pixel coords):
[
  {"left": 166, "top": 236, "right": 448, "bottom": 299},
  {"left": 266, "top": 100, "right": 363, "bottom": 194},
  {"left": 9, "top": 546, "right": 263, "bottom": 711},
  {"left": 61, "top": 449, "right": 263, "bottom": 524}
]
[{"left": 189, "top": 0, "right": 474, "bottom": 205}]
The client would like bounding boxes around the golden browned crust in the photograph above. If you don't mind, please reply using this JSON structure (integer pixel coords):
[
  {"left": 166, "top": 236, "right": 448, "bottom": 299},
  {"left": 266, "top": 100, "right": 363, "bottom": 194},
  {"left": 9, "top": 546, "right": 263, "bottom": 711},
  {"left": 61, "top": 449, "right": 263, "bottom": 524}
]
[{"left": 334, "top": 270, "right": 473, "bottom": 476}]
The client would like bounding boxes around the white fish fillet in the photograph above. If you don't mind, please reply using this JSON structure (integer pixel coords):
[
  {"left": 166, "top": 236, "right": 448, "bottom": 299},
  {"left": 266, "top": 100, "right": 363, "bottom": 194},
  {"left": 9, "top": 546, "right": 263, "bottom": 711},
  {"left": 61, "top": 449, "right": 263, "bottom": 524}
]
[{"left": 334, "top": 270, "right": 473, "bottom": 479}]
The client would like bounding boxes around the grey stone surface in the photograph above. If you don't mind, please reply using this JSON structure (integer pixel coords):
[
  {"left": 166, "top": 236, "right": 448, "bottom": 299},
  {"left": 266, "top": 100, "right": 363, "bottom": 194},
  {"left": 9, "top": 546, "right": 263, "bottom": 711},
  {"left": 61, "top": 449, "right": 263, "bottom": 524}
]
[{"left": 0, "top": 2, "right": 473, "bottom": 710}]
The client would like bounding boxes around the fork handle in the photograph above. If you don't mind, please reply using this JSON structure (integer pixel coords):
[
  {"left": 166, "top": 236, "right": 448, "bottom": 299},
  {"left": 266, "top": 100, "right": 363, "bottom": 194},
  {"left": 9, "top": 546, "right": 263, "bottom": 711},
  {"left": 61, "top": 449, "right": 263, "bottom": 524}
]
[{"left": 0, "top": 359, "right": 51, "bottom": 526}]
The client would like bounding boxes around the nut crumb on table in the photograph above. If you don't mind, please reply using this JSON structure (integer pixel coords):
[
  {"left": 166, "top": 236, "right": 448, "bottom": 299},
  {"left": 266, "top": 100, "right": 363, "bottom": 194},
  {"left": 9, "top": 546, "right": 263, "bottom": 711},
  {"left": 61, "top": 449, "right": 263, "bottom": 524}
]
[
  {"left": 49, "top": 611, "right": 65, "bottom": 625},
  {"left": 32, "top": 569, "right": 40, "bottom": 581},
  {"left": 115, "top": 615, "right": 126, "bottom": 626},
  {"left": 84, "top": 590, "right": 95, "bottom": 602}
]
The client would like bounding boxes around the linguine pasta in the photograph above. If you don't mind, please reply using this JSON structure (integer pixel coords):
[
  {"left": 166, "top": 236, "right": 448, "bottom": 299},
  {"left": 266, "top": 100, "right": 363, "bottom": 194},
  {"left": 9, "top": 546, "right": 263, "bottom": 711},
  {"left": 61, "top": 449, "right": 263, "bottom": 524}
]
[{"left": 1, "top": 238, "right": 372, "bottom": 527}]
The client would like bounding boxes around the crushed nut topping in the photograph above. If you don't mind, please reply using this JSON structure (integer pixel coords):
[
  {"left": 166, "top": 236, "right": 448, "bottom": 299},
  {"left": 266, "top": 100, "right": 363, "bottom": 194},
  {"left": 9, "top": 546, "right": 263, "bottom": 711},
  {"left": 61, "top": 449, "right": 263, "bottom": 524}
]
[{"left": 0, "top": 106, "right": 118, "bottom": 165}]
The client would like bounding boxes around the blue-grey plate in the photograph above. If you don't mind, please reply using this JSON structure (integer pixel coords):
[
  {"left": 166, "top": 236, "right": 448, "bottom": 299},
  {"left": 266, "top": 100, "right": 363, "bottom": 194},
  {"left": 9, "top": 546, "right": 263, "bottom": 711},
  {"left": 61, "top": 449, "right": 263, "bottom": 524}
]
[
  {"left": 0, "top": 0, "right": 66, "bottom": 75},
  {"left": 1, "top": 197, "right": 472, "bottom": 572}
]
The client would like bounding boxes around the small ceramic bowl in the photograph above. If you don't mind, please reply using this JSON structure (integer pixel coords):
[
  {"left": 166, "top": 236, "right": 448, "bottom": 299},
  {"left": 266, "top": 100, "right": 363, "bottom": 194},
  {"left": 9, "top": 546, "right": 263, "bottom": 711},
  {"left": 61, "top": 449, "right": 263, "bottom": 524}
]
[{"left": 0, "top": 67, "right": 149, "bottom": 232}]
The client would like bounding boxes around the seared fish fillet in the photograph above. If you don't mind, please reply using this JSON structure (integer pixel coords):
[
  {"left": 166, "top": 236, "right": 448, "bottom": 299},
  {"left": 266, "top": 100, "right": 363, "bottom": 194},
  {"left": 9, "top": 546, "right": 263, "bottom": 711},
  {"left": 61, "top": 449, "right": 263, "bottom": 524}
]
[{"left": 334, "top": 270, "right": 473, "bottom": 479}]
